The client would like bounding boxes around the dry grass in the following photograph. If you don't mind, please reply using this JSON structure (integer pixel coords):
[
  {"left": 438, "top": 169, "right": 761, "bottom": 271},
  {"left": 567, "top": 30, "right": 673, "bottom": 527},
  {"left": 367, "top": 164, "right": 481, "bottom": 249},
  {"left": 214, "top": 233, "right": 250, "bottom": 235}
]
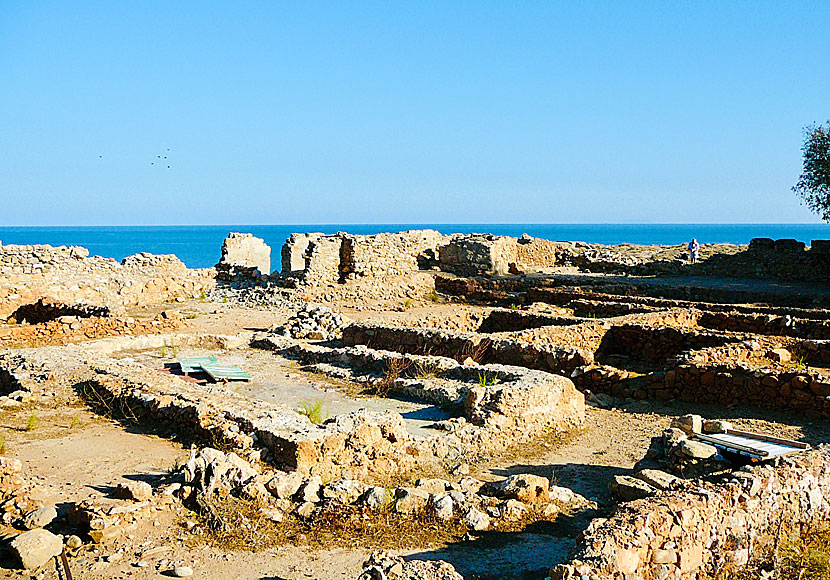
[
  {"left": 716, "top": 525, "right": 830, "bottom": 580},
  {"left": 458, "top": 339, "right": 491, "bottom": 364},
  {"left": 192, "top": 493, "right": 467, "bottom": 552},
  {"left": 371, "top": 358, "right": 412, "bottom": 397}
]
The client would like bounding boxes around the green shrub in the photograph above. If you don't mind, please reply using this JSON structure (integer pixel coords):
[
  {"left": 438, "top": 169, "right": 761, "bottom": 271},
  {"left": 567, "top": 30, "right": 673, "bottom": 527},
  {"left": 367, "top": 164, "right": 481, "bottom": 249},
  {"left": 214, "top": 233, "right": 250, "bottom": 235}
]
[{"left": 298, "top": 398, "right": 328, "bottom": 425}]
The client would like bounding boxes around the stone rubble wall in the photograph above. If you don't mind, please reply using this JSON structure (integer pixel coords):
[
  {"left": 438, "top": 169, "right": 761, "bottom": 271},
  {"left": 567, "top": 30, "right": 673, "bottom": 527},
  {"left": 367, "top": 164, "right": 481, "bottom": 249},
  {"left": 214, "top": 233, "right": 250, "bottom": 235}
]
[
  {"left": 436, "top": 235, "right": 560, "bottom": 277},
  {"left": 698, "top": 311, "right": 830, "bottom": 339},
  {"left": 550, "top": 446, "right": 830, "bottom": 580},
  {"left": 0, "top": 243, "right": 216, "bottom": 318},
  {"left": 281, "top": 233, "right": 323, "bottom": 275},
  {"left": 215, "top": 232, "right": 272, "bottom": 280},
  {"left": 0, "top": 313, "right": 181, "bottom": 348},
  {"left": 340, "top": 230, "right": 449, "bottom": 280},
  {"left": 6, "top": 298, "right": 111, "bottom": 324},
  {"left": 342, "top": 322, "right": 594, "bottom": 375},
  {"left": 280, "top": 230, "right": 563, "bottom": 284}
]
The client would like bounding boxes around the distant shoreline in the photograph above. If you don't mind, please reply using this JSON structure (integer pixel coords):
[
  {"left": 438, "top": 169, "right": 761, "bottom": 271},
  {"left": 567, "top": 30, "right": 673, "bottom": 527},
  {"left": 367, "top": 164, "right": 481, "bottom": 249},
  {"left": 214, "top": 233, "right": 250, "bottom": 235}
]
[{"left": 1, "top": 224, "right": 829, "bottom": 269}]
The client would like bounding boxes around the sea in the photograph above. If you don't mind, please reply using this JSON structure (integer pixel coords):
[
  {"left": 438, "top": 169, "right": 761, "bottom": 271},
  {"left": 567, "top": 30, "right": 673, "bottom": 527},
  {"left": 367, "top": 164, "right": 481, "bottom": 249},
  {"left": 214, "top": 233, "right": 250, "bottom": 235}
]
[{"left": 1, "top": 224, "right": 829, "bottom": 270}]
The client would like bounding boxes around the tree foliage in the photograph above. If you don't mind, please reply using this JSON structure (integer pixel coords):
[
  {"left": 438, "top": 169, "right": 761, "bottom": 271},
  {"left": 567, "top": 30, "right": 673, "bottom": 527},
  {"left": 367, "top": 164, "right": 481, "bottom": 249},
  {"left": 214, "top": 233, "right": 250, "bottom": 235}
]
[{"left": 793, "top": 121, "right": 830, "bottom": 221}]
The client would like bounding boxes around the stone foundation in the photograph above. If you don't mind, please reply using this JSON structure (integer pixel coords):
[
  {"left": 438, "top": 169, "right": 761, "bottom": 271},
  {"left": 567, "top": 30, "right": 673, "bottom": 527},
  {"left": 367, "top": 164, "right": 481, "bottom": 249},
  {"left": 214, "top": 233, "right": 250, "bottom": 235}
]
[{"left": 551, "top": 446, "right": 830, "bottom": 580}]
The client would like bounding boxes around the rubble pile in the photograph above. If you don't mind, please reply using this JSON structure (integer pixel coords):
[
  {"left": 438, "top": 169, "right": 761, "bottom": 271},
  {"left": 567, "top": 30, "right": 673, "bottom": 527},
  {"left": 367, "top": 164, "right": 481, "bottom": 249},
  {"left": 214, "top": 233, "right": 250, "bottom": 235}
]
[
  {"left": 177, "top": 448, "right": 593, "bottom": 535},
  {"left": 272, "top": 305, "right": 351, "bottom": 341}
]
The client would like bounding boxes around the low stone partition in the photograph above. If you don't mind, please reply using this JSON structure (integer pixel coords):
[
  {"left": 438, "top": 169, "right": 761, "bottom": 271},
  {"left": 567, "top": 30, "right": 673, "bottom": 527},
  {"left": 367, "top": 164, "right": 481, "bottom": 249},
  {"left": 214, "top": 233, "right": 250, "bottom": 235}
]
[
  {"left": 699, "top": 311, "right": 830, "bottom": 339},
  {"left": 574, "top": 360, "right": 830, "bottom": 416},
  {"left": 0, "top": 312, "right": 181, "bottom": 348},
  {"left": 477, "top": 309, "right": 583, "bottom": 333},
  {"left": 255, "top": 336, "right": 585, "bottom": 456},
  {"left": 266, "top": 337, "right": 585, "bottom": 432},
  {"left": 0, "top": 243, "right": 215, "bottom": 318},
  {"left": 595, "top": 324, "right": 737, "bottom": 369},
  {"left": 342, "top": 322, "right": 593, "bottom": 374},
  {"left": 550, "top": 446, "right": 830, "bottom": 579}
]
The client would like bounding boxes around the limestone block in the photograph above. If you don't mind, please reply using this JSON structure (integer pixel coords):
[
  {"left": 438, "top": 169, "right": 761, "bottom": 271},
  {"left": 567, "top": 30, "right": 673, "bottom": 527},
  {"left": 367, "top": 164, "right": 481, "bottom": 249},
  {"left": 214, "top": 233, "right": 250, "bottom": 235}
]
[{"left": 10, "top": 529, "right": 63, "bottom": 569}]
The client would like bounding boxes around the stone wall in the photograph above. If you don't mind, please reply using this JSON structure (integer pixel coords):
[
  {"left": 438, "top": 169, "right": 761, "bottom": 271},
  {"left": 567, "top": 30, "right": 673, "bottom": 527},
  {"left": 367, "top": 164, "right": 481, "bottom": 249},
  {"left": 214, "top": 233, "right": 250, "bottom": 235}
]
[
  {"left": 551, "top": 446, "right": 830, "bottom": 579},
  {"left": 340, "top": 230, "right": 448, "bottom": 280},
  {"left": 0, "top": 243, "right": 215, "bottom": 318},
  {"left": 281, "top": 230, "right": 450, "bottom": 285},
  {"left": 0, "top": 312, "right": 181, "bottom": 348},
  {"left": 280, "top": 230, "right": 563, "bottom": 285},
  {"left": 216, "top": 233, "right": 271, "bottom": 280},
  {"left": 342, "top": 323, "right": 594, "bottom": 375},
  {"left": 436, "top": 235, "right": 560, "bottom": 277},
  {"left": 699, "top": 311, "right": 830, "bottom": 340},
  {"left": 281, "top": 233, "right": 323, "bottom": 275}
]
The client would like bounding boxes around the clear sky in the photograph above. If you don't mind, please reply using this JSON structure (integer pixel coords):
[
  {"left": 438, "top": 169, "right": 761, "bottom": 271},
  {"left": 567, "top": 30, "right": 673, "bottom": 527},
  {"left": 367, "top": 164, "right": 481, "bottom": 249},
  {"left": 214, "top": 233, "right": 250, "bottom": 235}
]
[{"left": 2, "top": 2, "right": 829, "bottom": 225}]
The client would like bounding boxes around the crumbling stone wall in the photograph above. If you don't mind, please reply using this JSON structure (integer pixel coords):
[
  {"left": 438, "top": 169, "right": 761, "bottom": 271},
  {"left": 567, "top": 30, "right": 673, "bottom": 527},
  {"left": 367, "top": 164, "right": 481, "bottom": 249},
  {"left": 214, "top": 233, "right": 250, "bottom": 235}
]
[
  {"left": 340, "top": 230, "right": 448, "bottom": 280},
  {"left": 699, "top": 311, "right": 830, "bottom": 339},
  {"left": 551, "top": 446, "right": 830, "bottom": 580},
  {"left": 693, "top": 237, "right": 830, "bottom": 283},
  {"left": 281, "top": 233, "right": 323, "bottom": 275},
  {"left": 216, "top": 232, "right": 271, "bottom": 280},
  {"left": 281, "top": 230, "right": 449, "bottom": 284},
  {"left": 0, "top": 243, "right": 215, "bottom": 318},
  {"left": 6, "top": 299, "right": 110, "bottom": 324},
  {"left": 436, "top": 235, "right": 560, "bottom": 277},
  {"left": 342, "top": 323, "right": 593, "bottom": 375},
  {"left": 0, "top": 312, "right": 181, "bottom": 348}
]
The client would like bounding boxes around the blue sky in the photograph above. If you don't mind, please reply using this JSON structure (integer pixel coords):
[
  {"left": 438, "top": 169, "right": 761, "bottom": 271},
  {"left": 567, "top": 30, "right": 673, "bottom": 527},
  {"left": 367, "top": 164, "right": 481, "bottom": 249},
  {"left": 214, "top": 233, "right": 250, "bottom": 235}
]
[{"left": 2, "top": 2, "right": 829, "bottom": 225}]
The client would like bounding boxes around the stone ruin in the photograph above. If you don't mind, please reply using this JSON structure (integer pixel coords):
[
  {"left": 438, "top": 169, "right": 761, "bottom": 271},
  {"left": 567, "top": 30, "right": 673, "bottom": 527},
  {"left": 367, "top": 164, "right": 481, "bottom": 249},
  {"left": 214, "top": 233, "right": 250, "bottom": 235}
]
[
  {"left": 3, "top": 229, "right": 830, "bottom": 579},
  {"left": 215, "top": 232, "right": 272, "bottom": 281}
]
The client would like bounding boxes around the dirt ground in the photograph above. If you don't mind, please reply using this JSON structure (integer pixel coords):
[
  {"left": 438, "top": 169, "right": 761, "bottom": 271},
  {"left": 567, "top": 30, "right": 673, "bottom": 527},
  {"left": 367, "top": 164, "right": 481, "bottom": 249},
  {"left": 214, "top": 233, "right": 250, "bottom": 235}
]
[{"left": 2, "top": 296, "right": 829, "bottom": 580}]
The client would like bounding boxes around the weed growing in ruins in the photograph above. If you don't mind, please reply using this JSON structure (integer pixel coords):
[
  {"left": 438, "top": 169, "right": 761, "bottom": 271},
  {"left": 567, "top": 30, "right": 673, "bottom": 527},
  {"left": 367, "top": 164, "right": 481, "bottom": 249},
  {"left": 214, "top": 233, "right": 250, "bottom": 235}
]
[
  {"left": 297, "top": 398, "right": 328, "bottom": 425},
  {"left": 409, "top": 361, "right": 441, "bottom": 380},
  {"left": 159, "top": 342, "right": 180, "bottom": 359},
  {"left": 427, "top": 292, "right": 441, "bottom": 303},
  {"left": 791, "top": 355, "right": 808, "bottom": 371},
  {"left": 24, "top": 413, "right": 38, "bottom": 431},
  {"left": 477, "top": 372, "right": 500, "bottom": 387},
  {"left": 377, "top": 487, "right": 396, "bottom": 514},
  {"left": 458, "top": 339, "right": 491, "bottom": 364},
  {"left": 373, "top": 358, "right": 413, "bottom": 397},
  {"left": 69, "top": 414, "right": 80, "bottom": 429},
  {"left": 404, "top": 298, "right": 413, "bottom": 309},
  {"left": 198, "top": 290, "right": 207, "bottom": 301},
  {"left": 719, "top": 525, "right": 830, "bottom": 580}
]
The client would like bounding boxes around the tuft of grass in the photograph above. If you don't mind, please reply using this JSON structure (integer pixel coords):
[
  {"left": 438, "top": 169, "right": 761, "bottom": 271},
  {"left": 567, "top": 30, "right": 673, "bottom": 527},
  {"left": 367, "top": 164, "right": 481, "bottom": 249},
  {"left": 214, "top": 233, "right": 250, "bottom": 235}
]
[
  {"left": 69, "top": 414, "right": 81, "bottom": 429},
  {"left": 404, "top": 298, "right": 413, "bottom": 309},
  {"left": 427, "top": 292, "right": 441, "bottom": 303},
  {"left": 297, "top": 398, "right": 328, "bottom": 425},
  {"left": 198, "top": 290, "right": 207, "bottom": 301},
  {"left": 409, "top": 360, "right": 441, "bottom": 380},
  {"left": 25, "top": 413, "right": 38, "bottom": 431},
  {"left": 159, "top": 342, "right": 179, "bottom": 359},
  {"left": 477, "top": 371, "right": 500, "bottom": 387},
  {"left": 791, "top": 354, "right": 808, "bottom": 371}
]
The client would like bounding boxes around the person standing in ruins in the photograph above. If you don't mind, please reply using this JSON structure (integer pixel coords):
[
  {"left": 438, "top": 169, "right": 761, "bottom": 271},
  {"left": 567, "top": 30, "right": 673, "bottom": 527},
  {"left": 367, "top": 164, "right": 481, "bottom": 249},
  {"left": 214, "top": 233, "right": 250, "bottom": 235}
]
[{"left": 688, "top": 238, "right": 700, "bottom": 263}]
